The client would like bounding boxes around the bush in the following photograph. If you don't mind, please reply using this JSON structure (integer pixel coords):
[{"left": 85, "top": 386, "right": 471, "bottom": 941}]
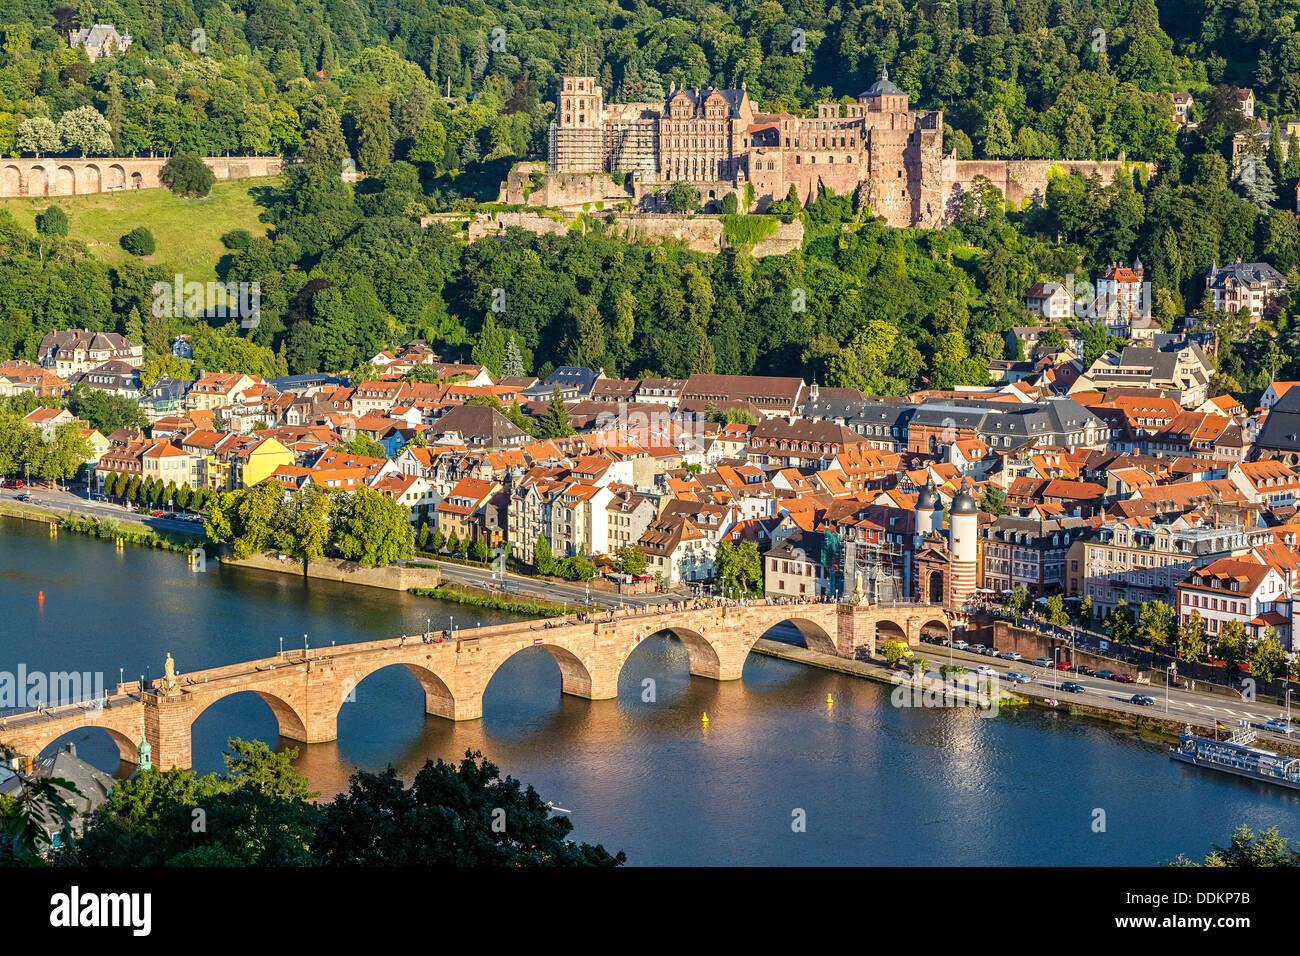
[
  {"left": 221, "top": 229, "right": 253, "bottom": 251},
  {"left": 720, "top": 192, "right": 738, "bottom": 215},
  {"left": 120, "top": 226, "right": 156, "bottom": 256},
  {"left": 160, "top": 151, "right": 216, "bottom": 198},
  {"left": 35, "top": 205, "right": 68, "bottom": 236}
]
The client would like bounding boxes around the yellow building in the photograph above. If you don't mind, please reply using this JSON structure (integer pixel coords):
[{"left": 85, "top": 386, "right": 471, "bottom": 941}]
[{"left": 231, "top": 436, "right": 295, "bottom": 490}]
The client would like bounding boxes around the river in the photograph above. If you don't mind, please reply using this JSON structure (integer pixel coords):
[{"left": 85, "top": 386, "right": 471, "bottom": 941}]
[{"left": 4, "top": 516, "right": 1300, "bottom": 865}]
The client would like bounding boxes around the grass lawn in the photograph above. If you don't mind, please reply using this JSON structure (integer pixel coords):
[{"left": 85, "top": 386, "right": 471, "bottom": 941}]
[{"left": 0, "top": 176, "right": 280, "bottom": 281}]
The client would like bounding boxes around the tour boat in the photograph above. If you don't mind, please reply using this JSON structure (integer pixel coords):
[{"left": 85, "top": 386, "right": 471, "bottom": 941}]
[{"left": 1170, "top": 725, "right": 1300, "bottom": 790}]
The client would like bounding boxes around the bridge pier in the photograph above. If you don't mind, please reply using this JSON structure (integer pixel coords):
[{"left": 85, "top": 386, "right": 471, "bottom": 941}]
[{"left": 426, "top": 691, "right": 482, "bottom": 721}]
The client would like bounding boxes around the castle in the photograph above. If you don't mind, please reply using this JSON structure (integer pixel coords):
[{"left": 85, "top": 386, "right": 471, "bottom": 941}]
[{"left": 544, "top": 70, "right": 1142, "bottom": 228}]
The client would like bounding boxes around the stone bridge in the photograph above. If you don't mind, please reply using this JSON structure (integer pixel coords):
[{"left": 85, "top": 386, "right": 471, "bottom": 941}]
[
  {"left": 0, "top": 156, "right": 284, "bottom": 198},
  {"left": 0, "top": 600, "right": 956, "bottom": 770}
]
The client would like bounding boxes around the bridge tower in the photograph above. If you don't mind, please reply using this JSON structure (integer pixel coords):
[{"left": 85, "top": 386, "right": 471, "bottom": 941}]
[{"left": 949, "top": 477, "right": 979, "bottom": 608}]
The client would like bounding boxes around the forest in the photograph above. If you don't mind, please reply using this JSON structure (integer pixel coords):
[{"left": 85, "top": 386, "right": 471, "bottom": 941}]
[{"left": 0, "top": 1, "right": 1298, "bottom": 404}]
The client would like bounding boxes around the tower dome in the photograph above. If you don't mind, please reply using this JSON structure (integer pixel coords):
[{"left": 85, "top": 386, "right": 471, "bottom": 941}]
[
  {"left": 950, "top": 480, "right": 979, "bottom": 515},
  {"left": 916, "top": 476, "right": 940, "bottom": 511}
]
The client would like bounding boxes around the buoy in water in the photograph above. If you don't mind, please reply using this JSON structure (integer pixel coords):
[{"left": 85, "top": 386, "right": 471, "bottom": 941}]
[
  {"left": 37, "top": 590, "right": 44, "bottom": 604},
  {"left": 701, "top": 712, "right": 709, "bottom": 725},
  {"left": 827, "top": 694, "right": 834, "bottom": 707}
]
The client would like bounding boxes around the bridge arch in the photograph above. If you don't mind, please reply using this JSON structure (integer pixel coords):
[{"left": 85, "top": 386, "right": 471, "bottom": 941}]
[
  {"left": 106, "top": 163, "right": 126, "bottom": 190},
  {"left": 28, "top": 164, "right": 48, "bottom": 196},
  {"left": 918, "top": 618, "right": 950, "bottom": 641},
  {"left": 339, "top": 659, "right": 458, "bottom": 722},
  {"left": 1, "top": 164, "right": 19, "bottom": 196},
  {"left": 876, "top": 619, "right": 909, "bottom": 646},
  {"left": 33, "top": 725, "right": 138, "bottom": 768},
  {"left": 768, "top": 616, "right": 838, "bottom": 656},
  {"left": 641, "top": 625, "right": 723, "bottom": 680},
  {"left": 55, "top": 165, "right": 75, "bottom": 195},
  {"left": 191, "top": 688, "right": 309, "bottom": 745}
]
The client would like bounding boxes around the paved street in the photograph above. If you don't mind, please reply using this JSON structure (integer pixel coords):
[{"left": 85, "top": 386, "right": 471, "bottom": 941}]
[
  {"left": 0, "top": 484, "right": 204, "bottom": 535},
  {"left": 912, "top": 641, "right": 1300, "bottom": 742}
]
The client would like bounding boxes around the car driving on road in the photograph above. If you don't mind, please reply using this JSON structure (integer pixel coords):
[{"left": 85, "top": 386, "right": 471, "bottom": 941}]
[
  {"left": 1265, "top": 718, "right": 1296, "bottom": 736},
  {"left": 1005, "top": 672, "right": 1031, "bottom": 684},
  {"left": 1061, "top": 681, "right": 1085, "bottom": 693},
  {"left": 1130, "top": 694, "right": 1155, "bottom": 706}
]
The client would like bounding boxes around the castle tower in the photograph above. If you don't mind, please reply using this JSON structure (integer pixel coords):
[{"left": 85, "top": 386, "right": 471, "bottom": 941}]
[
  {"left": 915, "top": 474, "right": 942, "bottom": 538},
  {"left": 947, "top": 477, "right": 979, "bottom": 609},
  {"left": 551, "top": 76, "right": 607, "bottom": 173}
]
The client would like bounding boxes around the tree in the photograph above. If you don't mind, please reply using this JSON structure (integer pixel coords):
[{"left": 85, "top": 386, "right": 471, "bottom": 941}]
[
  {"left": 535, "top": 532, "right": 555, "bottom": 575},
  {"left": 1138, "top": 601, "right": 1175, "bottom": 653},
  {"left": 1172, "top": 824, "right": 1300, "bottom": 867},
  {"left": 882, "top": 640, "right": 910, "bottom": 667},
  {"left": 980, "top": 485, "right": 1011, "bottom": 516},
  {"left": 77, "top": 738, "right": 318, "bottom": 866},
  {"left": 472, "top": 311, "right": 507, "bottom": 377},
  {"left": 15, "top": 117, "right": 59, "bottom": 157},
  {"left": 1078, "top": 595, "right": 1093, "bottom": 628},
  {"left": 312, "top": 750, "right": 625, "bottom": 866},
  {"left": 1006, "top": 585, "right": 1030, "bottom": 622},
  {"left": 1214, "top": 619, "right": 1249, "bottom": 676},
  {"left": 160, "top": 151, "right": 217, "bottom": 198},
  {"left": 502, "top": 335, "right": 526, "bottom": 377},
  {"left": 341, "top": 434, "right": 387, "bottom": 459},
  {"left": 470, "top": 536, "right": 490, "bottom": 563},
  {"left": 1044, "top": 594, "right": 1068, "bottom": 627},
  {"left": 120, "top": 227, "right": 156, "bottom": 257},
  {"left": 446, "top": 529, "right": 461, "bottom": 555},
  {"left": 55, "top": 106, "right": 113, "bottom": 156},
  {"left": 614, "top": 545, "right": 647, "bottom": 577},
  {"left": 715, "top": 540, "right": 762, "bottom": 596},
  {"left": 1251, "top": 630, "right": 1288, "bottom": 685},
  {"left": 429, "top": 525, "right": 445, "bottom": 553},
  {"left": 330, "top": 486, "right": 414, "bottom": 567},
  {"left": 1107, "top": 600, "right": 1135, "bottom": 645},
  {"left": 664, "top": 180, "right": 701, "bottom": 214},
  {"left": 1178, "top": 610, "right": 1206, "bottom": 663},
  {"left": 539, "top": 385, "right": 574, "bottom": 439},
  {"left": 282, "top": 485, "right": 332, "bottom": 573},
  {"left": 34, "top": 205, "right": 67, "bottom": 237}
]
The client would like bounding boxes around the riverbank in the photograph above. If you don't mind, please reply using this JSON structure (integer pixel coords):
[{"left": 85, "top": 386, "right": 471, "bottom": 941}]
[
  {"left": 408, "top": 581, "right": 590, "bottom": 617},
  {"left": 0, "top": 502, "right": 200, "bottom": 552},
  {"left": 222, "top": 550, "right": 443, "bottom": 591},
  {"left": 750, "top": 638, "right": 1300, "bottom": 757}
]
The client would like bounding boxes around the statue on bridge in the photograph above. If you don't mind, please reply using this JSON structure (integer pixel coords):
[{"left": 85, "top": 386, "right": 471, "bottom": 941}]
[
  {"left": 850, "top": 569, "right": 868, "bottom": 605},
  {"left": 162, "top": 652, "right": 179, "bottom": 694}
]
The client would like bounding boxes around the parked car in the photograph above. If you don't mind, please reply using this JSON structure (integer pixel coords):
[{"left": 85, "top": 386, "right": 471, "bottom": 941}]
[
  {"left": 1001, "top": 651, "right": 1021, "bottom": 661},
  {"left": 975, "top": 664, "right": 997, "bottom": 676},
  {"left": 1095, "top": 670, "right": 1116, "bottom": 681},
  {"left": 1054, "top": 661, "right": 1073, "bottom": 670},
  {"left": 1074, "top": 665, "right": 1095, "bottom": 676},
  {"left": 1265, "top": 718, "right": 1296, "bottom": 736},
  {"left": 150, "top": 510, "right": 165, "bottom": 517},
  {"left": 951, "top": 640, "right": 970, "bottom": 650},
  {"left": 1005, "top": 672, "right": 1032, "bottom": 684},
  {"left": 15, "top": 494, "right": 30, "bottom": 502},
  {"left": 1032, "top": 657, "right": 1053, "bottom": 668},
  {"left": 1113, "top": 673, "right": 1136, "bottom": 684},
  {"left": 968, "top": 644, "right": 987, "bottom": 655},
  {"left": 1061, "top": 681, "right": 1085, "bottom": 693},
  {"left": 1130, "top": 694, "right": 1155, "bottom": 706}
]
